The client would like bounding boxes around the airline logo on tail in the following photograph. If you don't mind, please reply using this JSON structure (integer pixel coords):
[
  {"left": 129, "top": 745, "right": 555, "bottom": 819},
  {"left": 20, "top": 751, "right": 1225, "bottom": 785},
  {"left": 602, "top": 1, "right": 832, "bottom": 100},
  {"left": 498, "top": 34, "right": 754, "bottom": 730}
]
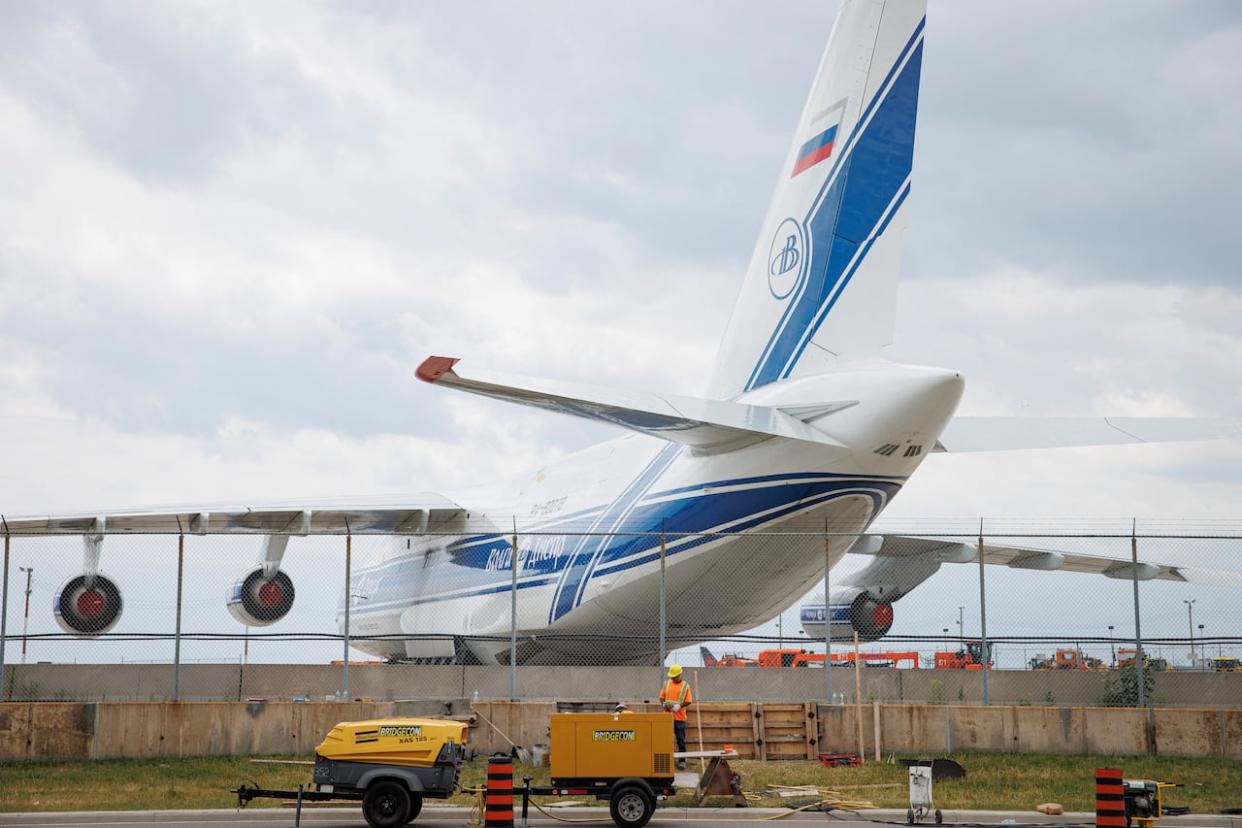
[{"left": 767, "top": 218, "right": 805, "bottom": 299}]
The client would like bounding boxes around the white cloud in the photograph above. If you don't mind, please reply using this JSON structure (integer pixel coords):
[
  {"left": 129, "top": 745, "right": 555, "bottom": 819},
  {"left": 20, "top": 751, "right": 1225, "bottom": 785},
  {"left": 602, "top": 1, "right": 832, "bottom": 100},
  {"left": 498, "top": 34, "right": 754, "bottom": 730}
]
[{"left": 1, "top": 1, "right": 1239, "bottom": 663}]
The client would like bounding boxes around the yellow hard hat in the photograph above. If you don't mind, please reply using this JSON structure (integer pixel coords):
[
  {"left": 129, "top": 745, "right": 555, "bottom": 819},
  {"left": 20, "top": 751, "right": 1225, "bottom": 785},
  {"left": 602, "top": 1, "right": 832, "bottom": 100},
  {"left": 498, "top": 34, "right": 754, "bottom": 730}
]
[{"left": 667, "top": 664, "right": 683, "bottom": 678}]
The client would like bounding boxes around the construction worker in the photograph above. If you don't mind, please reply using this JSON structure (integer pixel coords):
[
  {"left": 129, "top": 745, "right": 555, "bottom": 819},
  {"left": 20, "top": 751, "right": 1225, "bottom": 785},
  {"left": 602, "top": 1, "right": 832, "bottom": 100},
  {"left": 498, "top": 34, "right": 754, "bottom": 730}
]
[{"left": 659, "top": 664, "right": 692, "bottom": 767}]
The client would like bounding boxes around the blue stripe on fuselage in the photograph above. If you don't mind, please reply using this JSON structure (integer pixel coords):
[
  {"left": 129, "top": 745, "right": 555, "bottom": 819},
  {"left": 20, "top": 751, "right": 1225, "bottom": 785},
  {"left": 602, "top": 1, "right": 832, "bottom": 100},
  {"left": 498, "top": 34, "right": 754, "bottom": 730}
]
[
  {"left": 548, "top": 443, "right": 681, "bottom": 623},
  {"left": 354, "top": 475, "right": 903, "bottom": 614}
]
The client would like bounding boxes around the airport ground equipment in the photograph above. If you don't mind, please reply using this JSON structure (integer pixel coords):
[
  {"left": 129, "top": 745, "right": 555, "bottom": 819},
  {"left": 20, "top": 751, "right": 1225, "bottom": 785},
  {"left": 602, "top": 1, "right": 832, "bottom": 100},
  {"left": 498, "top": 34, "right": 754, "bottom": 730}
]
[
  {"left": 233, "top": 717, "right": 468, "bottom": 828},
  {"left": 905, "top": 765, "right": 942, "bottom": 825}
]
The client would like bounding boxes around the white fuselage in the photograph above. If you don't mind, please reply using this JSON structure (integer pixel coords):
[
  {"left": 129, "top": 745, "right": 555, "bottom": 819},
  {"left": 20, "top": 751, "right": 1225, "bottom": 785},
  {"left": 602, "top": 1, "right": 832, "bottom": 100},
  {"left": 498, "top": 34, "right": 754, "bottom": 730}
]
[{"left": 344, "top": 362, "right": 963, "bottom": 664}]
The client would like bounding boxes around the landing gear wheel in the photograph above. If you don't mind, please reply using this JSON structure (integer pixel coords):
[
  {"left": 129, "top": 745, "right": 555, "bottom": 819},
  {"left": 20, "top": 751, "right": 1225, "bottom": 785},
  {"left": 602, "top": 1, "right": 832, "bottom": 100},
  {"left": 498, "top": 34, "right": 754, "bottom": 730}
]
[
  {"left": 405, "top": 793, "right": 423, "bottom": 824},
  {"left": 935, "top": 810, "right": 943, "bottom": 825},
  {"left": 363, "top": 780, "right": 412, "bottom": 828},
  {"left": 906, "top": 809, "right": 916, "bottom": 824},
  {"left": 610, "top": 785, "right": 655, "bottom": 828}
]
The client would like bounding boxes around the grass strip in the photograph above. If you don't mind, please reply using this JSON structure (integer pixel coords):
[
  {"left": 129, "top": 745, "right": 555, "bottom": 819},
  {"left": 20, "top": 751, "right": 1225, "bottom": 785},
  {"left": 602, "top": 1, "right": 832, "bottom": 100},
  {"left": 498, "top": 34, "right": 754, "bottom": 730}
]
[{"left": 2, "top": 753, "right": 1240, "bottom": 814}]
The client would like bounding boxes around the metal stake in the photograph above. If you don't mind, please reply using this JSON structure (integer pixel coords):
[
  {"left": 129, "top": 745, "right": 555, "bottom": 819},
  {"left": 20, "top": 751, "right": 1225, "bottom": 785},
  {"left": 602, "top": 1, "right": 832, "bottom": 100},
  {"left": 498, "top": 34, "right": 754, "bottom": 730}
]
[
  {"left": 173, "top": 534, "right": 185, "bottom": 702},
  {"left": 0, "top": 534, "right": 9, "bottom": 699},
  {"left": 19, "top": 566, "right": 32, "bottom": 665},
  {"left": 343, "top": 534, "right": 352, "bottom": 700},
  {"left": 1131, "top": 522, "right": 1145, "bottom": 708},
  {"left": 977, "top": 525, "right": 989, "bottom": 705},
  {"left": 823, "top": 525, "right": 832, "bottom": 703},
  {"left": 659, "top": 527, "right": 667, "bottom": 671},
  {"left": 852, "top": 631, "right": 864, "bottom": 762},
  {"left": 510, "top": 525, "right": 518, "bottom": 701}
]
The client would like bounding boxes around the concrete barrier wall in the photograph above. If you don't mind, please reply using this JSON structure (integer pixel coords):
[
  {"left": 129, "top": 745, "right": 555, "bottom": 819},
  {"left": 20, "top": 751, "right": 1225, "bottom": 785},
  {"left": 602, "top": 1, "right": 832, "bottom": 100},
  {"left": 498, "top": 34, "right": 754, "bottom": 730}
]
[
  {"left": 816, "top": 703, "right": 1242, "bottom": 760},
  {"left": 6, "top": 664, "right": 1242, "bottom": 707},
  {"left": 6, "top": 700, "right": 1240, "bottom": 763}
]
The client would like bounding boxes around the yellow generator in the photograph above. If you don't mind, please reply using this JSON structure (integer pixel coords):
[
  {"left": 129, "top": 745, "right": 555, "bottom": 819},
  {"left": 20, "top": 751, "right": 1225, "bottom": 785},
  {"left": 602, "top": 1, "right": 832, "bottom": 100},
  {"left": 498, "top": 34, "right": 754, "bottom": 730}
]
[
  {"left": 516, "top": 713, "right": 676, "bottom": 828},
  {"left": 235, "top": 717, "right": 469, "bottom": 828},
  {"left": 550, "top": 712, "right": 675, "bottom": 784}
]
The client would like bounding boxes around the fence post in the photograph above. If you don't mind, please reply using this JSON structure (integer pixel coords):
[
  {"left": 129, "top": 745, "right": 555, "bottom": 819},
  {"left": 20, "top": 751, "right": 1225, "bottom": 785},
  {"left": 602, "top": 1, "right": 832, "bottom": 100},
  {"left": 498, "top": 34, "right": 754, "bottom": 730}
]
[
  {"left": 977, "top": 523, "right": 989, "bottom": 705},
  {"left": 1131, "top": 521, "right": 1145, "bottom": 708},
  {"left": 343, "top": 533, "right": 351, "bottom": 700},
  {"left": 173, "top": 533, "right": 185, "bottom": 702},
  {"left": 659, "top": 527, "right": 667, "bottom": 671},
  {"left": 510, "top": 524, "right": 518, "bottom": 701},
  {"left": 823, "top": 524, "right": 832, "bottom": 703},
  {"left": 0, "top": 533, "right": 9, "bottom": 699}
]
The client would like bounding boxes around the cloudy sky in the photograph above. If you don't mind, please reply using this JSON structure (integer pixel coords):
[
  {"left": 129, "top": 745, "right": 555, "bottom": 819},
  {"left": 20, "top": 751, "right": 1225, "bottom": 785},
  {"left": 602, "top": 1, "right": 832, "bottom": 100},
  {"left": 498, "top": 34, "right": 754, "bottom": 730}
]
[{"left": 1, "top": 1, "right": 1239, "bottom": 665}]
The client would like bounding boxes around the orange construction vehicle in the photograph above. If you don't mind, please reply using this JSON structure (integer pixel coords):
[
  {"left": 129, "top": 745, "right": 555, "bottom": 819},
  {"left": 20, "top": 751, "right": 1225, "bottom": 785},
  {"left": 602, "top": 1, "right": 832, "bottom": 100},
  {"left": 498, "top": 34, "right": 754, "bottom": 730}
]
[
  {"left": 757, "top": 648, "right": 819, "bottom": 668},
  {"left": 1115, "top": 648, "right": 1170, "bottom": 672},
  {"left": 702, "top": 646, "right": 919, "bottom": 669},
  {"left": 1029, "top": 649, "right": 1105, "bottom": 670},
  {"left": 934, "top": 640, "right": 991, "bottom": 670},
  {"left": 829, "top": 650, "right": 920, "bottom": 669}
]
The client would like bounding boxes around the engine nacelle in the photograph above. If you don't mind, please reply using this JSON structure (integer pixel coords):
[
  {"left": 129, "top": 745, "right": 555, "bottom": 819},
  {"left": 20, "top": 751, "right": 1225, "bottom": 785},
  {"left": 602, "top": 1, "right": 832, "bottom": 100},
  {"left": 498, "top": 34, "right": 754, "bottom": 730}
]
[
  {"left": 799, "top": 591, "right": 895, "bottom": 642},
  {"left": 846, "top": 592, "right": 894, "bottom": 639},
  {"left": 227, "top": 568, "right": 295, "bottom": 626},
  {"left": 54, "top": 573, "right": 123, "bottom": 637}
]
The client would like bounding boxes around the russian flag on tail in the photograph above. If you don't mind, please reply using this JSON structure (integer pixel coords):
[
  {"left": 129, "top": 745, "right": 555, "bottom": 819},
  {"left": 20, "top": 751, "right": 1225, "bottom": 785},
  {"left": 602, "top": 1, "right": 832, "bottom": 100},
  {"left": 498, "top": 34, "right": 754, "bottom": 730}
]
[{"left": 792, "top": 123, "right": 838, "bottom": 177}]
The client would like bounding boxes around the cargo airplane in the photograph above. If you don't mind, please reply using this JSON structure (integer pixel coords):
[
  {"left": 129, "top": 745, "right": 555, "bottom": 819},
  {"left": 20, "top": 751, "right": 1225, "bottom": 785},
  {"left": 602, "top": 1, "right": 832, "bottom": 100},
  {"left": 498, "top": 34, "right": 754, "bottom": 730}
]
[{"left": 8, "top": 0, "right": 1240, "bottom": 663}]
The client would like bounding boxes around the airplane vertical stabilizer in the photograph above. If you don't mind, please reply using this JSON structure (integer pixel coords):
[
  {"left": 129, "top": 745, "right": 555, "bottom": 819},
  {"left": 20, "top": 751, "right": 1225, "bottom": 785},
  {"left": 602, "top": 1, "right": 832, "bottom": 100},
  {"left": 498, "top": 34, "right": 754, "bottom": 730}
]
[{"left": 709, "top": 0, "right": 926, "bottom": 397}]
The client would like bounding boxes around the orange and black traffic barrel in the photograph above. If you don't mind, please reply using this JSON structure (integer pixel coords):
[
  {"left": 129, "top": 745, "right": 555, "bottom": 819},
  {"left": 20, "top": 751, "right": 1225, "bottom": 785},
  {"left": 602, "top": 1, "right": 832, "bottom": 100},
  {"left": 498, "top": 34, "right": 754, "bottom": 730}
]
[
  {"left": 1096, "top": 767, "right": 1126, "bottom": 828},
  {"left": 486, "top": 753, "right": 515, "bottom": 828}
]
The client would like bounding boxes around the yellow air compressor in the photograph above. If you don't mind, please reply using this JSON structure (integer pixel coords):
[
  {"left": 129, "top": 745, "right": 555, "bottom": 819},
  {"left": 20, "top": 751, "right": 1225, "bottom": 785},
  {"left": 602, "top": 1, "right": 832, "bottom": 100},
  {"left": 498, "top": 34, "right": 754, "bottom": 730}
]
[{"left": 235, "top": 717, "right": 469, "bottom": 828}]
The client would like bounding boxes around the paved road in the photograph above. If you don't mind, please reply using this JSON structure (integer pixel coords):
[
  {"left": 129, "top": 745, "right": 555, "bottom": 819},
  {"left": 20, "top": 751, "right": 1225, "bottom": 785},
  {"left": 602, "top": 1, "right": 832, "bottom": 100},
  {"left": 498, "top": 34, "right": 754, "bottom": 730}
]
[
  {"left": 0, "top": 812, "right": 873, "bottom": 828},
  {"left": 2, "top": 810, "right": 1238, "bottom": 828}
]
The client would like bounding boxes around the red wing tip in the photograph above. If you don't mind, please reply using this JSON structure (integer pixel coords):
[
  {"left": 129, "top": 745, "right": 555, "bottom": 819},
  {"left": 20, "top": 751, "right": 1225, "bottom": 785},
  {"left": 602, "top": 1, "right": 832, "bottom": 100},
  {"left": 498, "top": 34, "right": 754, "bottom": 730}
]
[{"left": 416, "top": 356, "right": 460, "bottom": 383}]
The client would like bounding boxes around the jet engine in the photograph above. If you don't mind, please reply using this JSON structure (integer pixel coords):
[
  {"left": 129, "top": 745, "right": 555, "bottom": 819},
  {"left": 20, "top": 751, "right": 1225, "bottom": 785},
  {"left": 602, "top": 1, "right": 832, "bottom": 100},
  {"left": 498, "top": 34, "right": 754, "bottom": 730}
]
[
  {"left": 846, "top": 592, "right": 894, "bottom": 639},
  {"left": 227, "top": 567, "right": 296, "bottom": 626},
  {"left": 54, "top": 573, "right": 124, "bottom": 637},
  {"left": 799, "top": 590, "right": 895, "bottom": 643}
]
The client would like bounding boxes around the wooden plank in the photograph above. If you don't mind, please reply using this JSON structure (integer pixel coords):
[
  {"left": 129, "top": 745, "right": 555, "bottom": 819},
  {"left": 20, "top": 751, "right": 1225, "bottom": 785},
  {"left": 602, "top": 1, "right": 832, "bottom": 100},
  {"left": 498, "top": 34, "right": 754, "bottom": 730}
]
[{"left": 803, "top": 701, "right": 817, "bottom": 760}]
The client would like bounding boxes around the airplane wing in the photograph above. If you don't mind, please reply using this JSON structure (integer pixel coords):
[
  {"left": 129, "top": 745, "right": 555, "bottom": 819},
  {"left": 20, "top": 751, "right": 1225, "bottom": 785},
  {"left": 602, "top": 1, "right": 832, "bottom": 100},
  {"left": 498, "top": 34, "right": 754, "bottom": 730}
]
[
  {"left": 935, "top": 416, "right": 1242, "bottom": 453},
  {"left": 416, "top": 355, "right": 855, "bottom": 451},
  {"left": 0, "top": 493, "right": 466, "bottom": 535},
  {"left": 853, "top": 534, "right": 1242, "bottom": 586}
]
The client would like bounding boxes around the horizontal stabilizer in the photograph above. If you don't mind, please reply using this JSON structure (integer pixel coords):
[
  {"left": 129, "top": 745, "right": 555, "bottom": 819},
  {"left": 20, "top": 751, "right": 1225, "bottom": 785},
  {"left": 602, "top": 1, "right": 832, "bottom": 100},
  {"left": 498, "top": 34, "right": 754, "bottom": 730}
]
[
  {"left": 416, "top": 356, "right": 850, "bottom": 451},
  {"left": 937, "top": 416, "right": 1242, "bottom": 453}
]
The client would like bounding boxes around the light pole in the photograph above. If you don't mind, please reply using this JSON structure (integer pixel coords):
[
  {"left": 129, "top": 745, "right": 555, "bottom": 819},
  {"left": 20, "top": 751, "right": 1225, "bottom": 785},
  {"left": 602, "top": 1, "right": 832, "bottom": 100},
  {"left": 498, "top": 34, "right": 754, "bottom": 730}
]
[
  {"left": 957, "top": 606, "right": 964, "bottom": 646},
  {"left": 1108, "top": 625, "right": 1115, "bottom": 666},
  {"left": 1198, "top": 624, "right": 1205, "bottom": 671},
  {"left": 19, "top": 567, "right": 33, "bottom": 665},
  {"left": 1184, "top": 599, "right": 1196, "bottom": 668},
  {"left": 942, "top": 627, "right": 949, "bottom": 652}
]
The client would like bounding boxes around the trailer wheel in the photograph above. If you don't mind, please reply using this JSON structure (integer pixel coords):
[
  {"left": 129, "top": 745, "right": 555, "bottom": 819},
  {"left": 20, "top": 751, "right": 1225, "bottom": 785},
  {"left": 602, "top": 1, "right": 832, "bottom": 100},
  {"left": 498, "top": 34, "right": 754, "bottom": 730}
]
[
  {"left": 405, "top": 792, "right": 423, "bottom": 824},
  {"left": 609, "top": 784, "right": 654, "bottom": 828},
  {"left": 363, "top": 780, "right": 412, "bottom": 828}
]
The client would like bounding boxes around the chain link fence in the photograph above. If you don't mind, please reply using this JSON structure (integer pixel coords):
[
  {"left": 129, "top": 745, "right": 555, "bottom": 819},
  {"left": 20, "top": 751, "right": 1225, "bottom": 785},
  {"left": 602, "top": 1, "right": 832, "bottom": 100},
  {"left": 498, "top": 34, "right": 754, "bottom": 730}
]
[{"left": 1, "top": 523, "right": 1239, "bottom": 707}]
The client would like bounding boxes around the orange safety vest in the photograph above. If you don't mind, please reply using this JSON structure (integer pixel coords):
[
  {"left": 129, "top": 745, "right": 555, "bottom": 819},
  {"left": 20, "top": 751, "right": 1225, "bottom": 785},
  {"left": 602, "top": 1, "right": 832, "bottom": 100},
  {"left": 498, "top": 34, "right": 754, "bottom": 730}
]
[{"left": 660, "top": 678, "right": 691, "bottom": 721}]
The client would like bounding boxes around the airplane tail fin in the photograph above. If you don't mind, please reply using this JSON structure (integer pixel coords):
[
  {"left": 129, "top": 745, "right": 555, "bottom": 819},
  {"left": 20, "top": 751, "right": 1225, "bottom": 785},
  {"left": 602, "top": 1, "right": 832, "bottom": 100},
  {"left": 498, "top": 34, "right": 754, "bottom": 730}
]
[
  {"left": 709, "top": 0, "right": 926, "bottom": 397},
  {"left": 700, "top": 645, "right": 718, "bottom": 668}
]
